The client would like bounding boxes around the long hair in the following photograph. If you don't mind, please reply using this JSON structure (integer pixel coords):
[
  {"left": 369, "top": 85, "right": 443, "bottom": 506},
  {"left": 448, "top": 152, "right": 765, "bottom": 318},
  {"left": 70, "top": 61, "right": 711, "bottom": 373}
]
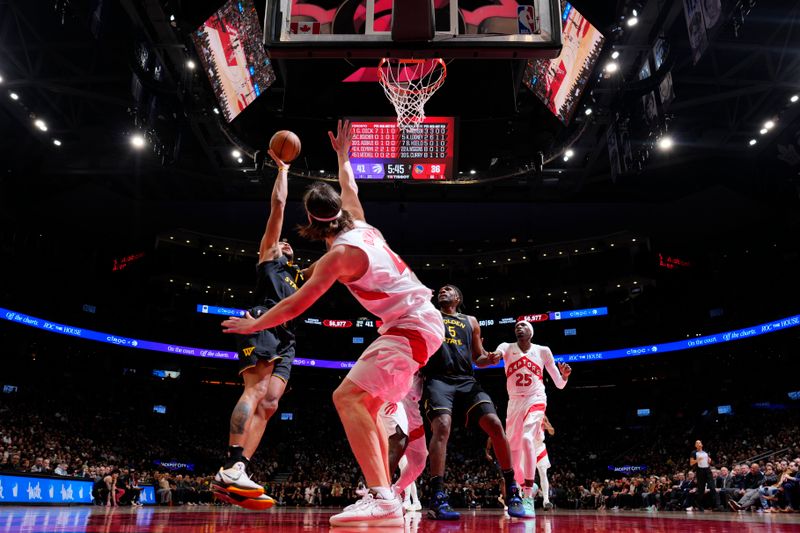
[{"left": 297, "top": 182, "right": 354, "bottom": 242}]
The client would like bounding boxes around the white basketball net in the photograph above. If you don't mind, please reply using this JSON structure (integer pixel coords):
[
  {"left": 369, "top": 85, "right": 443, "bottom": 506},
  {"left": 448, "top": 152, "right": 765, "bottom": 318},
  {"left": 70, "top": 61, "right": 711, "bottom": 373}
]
[{"left": 378, "top": 58, "right": 447, "bottom": 132}]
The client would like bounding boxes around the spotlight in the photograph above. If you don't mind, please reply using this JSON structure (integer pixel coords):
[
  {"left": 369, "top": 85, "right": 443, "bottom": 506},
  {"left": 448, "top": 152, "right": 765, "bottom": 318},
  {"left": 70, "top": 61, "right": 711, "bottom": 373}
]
[
  {"left": 584, "top": 107, "right": 593, "bottom": 116},
  {"left": 791, "top": 95, "right": 799, "bottom": 103},
  {"left": 627, "top": 16, "right": 638, "bottom": 27},
  {"left": 611, "top": 51, "right": 620, "bottom": 60},
  {"left": 9, "top": 92, "right": 19, "bottom": 100},
  {"left": 658, "top": 137, "right": 674, "bottom": 151},
  {"left": 131, "top": 135, "right": 146, "bottom": 149},
  {"left": 52, "top": 139, "right": 62, "bottom": 146},
  {"left": 748, "top": 139, "right": 757, "bottom": 146},
  {"left": 565, "top": 149, "right": 575, "bottom": 158},
  {"left": 760, "top": 128, "right": 768, "bottom": 135},
  {"left": 605, "top": 62, "right": 619, "bottom": 73},
  {"left": 232, "top": 149, "right": 242, "bottom": 158},
  {"left": 186, "top": 60, "right": 196, "bottom": 70},
  {"left": 34, "top": 119, "right": 48, "bottom": 132},
  {"left": 763, "top": 120, "right": 775, "bottom": 130}
]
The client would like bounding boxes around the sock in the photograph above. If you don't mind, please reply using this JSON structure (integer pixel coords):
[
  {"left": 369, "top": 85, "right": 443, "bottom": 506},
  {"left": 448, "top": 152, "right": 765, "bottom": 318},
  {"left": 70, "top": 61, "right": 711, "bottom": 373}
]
[
  {"left": 502, "top": 469, "right": 517, "bottom": 494},
  {"left": 409, "top": 482, "right": 418, "bottom": 505},
  {"left": 430, "top": 476, "right": 444, "bottom": 494},
  {"left": 371, "top": 486, "right": 394, "bottom": 500},
  {"left": 523, "top": 479, "right": 535, "bottom": 498},
  {"left": 224, "top": 446, "right": 248, "bottom": 469}
]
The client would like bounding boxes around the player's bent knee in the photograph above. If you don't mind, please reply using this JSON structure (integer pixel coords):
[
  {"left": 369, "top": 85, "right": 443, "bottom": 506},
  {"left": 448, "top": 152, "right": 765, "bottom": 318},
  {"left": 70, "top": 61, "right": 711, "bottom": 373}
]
[{"left": 257, "top": 396, "right": 279, "bottom": 417}]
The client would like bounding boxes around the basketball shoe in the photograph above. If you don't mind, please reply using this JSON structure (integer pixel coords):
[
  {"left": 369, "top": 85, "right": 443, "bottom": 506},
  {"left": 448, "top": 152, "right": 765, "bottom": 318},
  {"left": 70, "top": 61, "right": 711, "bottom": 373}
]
[
  {"left": 329, "top": 491, "right": 404, "bottom": 527},
  {"left": 214, "top": 461, "right": 265, "bottom": 498},
  {"left": 428, "top": 491, "right": 460, "bottom": 520}
]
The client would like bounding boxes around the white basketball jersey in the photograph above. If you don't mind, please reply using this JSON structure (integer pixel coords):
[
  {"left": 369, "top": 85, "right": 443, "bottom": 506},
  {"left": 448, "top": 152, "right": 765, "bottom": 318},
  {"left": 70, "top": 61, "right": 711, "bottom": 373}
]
[
  {"left": 496, "top": 342, "right": 555, "bottom": 403},
  {"left": 332, "top": 221, "right": 434, "bottom": 324}
]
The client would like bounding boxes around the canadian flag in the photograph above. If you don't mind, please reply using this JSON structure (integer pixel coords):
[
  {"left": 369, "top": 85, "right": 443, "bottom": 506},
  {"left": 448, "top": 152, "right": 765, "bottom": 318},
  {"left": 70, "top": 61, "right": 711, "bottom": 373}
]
[{"left": 290, "top": 22, "right": 320, "bottom": 35}]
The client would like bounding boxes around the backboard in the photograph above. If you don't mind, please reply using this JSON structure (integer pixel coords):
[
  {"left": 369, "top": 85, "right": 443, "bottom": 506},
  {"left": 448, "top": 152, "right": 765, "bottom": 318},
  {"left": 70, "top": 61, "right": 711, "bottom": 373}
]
[{"left": 263, "top": 0, "right": 563, "bottom": 59}]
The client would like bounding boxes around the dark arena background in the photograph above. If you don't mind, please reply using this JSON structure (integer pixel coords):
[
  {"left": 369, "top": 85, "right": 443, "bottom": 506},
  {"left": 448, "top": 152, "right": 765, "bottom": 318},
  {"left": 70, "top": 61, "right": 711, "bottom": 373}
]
[{"left": 1, "top": 0, "right": 800, "bottom": 532}]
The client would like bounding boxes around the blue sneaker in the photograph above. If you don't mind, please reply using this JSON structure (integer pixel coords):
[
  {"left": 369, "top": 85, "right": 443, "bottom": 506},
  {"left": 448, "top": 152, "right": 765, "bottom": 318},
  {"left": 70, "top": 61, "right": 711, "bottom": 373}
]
[
  {"left": 427, "top": 491, "right": 461, "bottom": 520},
  {"left": 507, "top": 486, "right": 528, "bottom": 518}
]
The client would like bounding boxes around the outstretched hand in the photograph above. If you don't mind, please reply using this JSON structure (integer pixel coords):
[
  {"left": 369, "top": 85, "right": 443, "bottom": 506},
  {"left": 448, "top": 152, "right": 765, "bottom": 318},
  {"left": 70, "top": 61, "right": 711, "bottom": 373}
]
[
  {"left": 558, "top": 362, "right": 572, "bottom": 379},
  {"left": 268, "top": 149, "right": 288, "bottom": 169},
  {"left": 486, "top": 351, "right": 502, "bottom": 365},
  {"left": 221, "top": 312, "right": 258, "bottom": 335},
  {"left": 328, "top": 119, "right": 353, "bottom": 156}
]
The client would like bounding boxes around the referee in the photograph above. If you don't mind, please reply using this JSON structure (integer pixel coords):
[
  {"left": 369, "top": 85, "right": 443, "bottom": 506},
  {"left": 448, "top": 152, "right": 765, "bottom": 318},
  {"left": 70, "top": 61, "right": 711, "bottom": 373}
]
[{"left": 690, "top": 440, "right": 722, "bottom": 511}]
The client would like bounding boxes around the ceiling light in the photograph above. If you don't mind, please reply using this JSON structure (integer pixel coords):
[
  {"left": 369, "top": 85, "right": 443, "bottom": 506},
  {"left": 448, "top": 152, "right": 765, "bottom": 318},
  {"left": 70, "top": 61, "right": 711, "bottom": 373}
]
[
  {"left": 9, "top": 92, "right": 19, "bottom": 100},
  {"left": 764, "top": 120, "right": 775, "bottom": 130},
  {"left": 584, "top": 107, "right": 593, "bottom": 116},
  {"left": 760, "top": 128, "right": 768, "bottom": 135},
  {"left": 52, "top": 139, "right": 62, "bottom": 146},
  {"left": 470, "top": 169, "right": 476, "bottom": 175},
  {"left": 169, "top": 15, "right": 176, "bottom": 22},
  {"left": 34, "top": 119, "right": 48, "bottom": 131},
  {"left": 0, "top": 74, "right": 3, "bottom": 83},
  {"left": 658, "top": 136, "right": 673, "bottom": 151},
  {"left": 186, "top": 60, "right": 196, "bottom": 70},
  {"left": 791, "top": 95, "right": 799, "bottom": 103},
  {"left": 319, "top": 170, "right": 325, "bottom": 174},
  {"left": 213, "top": 107, "right": 220, "bottom": 115},
  {"left": 563, "top": 156, "right": 570, "bottom": 162},
  {"left": 632, "top": 238, "right": 637, "bottom": 242},
  {"left": 627, "top": 16, "right": 638, "bottom": 27},
  {"left": 748, "top": 139, "right": 757, "bottom": 146},
  {"left": 232, "top": 149, "right": 242, "bottom": 158},
  {"left": 605, "top": 62, "right": 619, "bottom": 73},
  {"left": 611, "top": 51, "right": 620, "bottom": 60},
  {"left": 237, "top": 157, "right": 243, "bottom": 164},
  {"left": 565, "top": 149, "right": 575, "bottom": 158},
  {"left": 131, "top": 135, "right": 146, "bottom": 149}
]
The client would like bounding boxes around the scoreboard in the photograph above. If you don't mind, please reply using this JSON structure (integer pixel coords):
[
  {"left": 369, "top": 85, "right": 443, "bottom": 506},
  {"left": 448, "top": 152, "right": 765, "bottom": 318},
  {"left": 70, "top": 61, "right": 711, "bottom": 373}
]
[{"left": 348, "top": 117, "right": 456, "bottom": 180}]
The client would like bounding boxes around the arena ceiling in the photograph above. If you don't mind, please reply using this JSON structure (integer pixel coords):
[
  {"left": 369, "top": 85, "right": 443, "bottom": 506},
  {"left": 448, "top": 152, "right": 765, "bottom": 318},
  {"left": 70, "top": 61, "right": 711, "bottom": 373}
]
[{"left": 1, "top": 0, "right": 799, "bottom": 250}]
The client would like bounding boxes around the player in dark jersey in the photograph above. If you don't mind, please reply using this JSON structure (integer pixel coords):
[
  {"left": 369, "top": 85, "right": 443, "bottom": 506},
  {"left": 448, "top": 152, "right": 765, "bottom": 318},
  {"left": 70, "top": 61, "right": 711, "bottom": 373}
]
[
  {"left": 212, "top": 149, "right": 303, "bottom": 509},
  {"left": 422, "top": 285, "right": 527, "bottom": 519}
]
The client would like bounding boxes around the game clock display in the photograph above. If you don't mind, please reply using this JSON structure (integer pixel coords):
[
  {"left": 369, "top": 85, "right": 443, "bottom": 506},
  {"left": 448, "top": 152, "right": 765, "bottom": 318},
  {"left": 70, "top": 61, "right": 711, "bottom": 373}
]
[{"left": 348, "top": 117, "right": 456, "bottom": 180}]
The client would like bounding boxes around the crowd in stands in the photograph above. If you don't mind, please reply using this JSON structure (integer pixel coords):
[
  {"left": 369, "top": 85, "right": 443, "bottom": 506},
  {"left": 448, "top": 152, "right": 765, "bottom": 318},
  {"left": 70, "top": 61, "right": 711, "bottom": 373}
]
[{"left": 2, "top": 388, "right": 799, "bottom": 513}]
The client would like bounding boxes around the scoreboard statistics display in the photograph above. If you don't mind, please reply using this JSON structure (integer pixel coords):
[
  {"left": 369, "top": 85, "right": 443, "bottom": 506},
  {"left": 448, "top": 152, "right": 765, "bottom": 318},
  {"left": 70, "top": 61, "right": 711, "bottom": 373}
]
[{"left": 347, "top": 117, "right": 456, "bottom": 180}]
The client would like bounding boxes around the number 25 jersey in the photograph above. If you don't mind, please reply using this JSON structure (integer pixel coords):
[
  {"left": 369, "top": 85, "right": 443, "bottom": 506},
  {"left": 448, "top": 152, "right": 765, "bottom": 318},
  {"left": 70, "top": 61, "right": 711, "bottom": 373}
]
[{"left": 494, "top": 342, "right": 567, "bottom": 403}]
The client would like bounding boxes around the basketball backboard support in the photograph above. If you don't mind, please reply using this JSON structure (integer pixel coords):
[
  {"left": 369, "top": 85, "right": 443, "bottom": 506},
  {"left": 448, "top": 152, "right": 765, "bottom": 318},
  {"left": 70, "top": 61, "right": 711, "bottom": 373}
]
[{"left": 263, "top": 0, "right": 563, "bottom": 59}]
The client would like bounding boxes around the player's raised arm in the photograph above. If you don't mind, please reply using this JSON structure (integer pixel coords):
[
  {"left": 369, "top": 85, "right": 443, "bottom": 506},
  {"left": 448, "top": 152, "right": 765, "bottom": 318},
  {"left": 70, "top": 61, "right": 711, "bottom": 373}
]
[
  {"left": 328, "top": 119, "right": 365, "bottom": 222},
  {"left": 222, "top": 247, "right": 353, "bottom": 334},
  {"left": 542, "top": 347, "right": 570, "bottom": 389},
  {"left": 258, "top": 149, "right": 290, "bottom": 263}
]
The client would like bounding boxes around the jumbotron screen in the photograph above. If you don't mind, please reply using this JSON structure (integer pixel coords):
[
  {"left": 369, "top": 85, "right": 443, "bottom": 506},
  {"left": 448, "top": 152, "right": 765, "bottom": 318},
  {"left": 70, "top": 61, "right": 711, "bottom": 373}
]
[
  {"left": 523, "top": 1, "right": 605, "bottom": 125},
  {"left": 347, "top": 117, "right": 456, "bottom": 180},
  {"left": 191, "top": 0, "right": 276, "bottom": 122}
]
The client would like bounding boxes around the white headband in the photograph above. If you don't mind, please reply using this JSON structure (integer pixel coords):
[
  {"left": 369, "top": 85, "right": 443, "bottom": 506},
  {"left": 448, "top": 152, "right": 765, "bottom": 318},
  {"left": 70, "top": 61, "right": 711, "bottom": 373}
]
[
  {"left": 308, "top": 210, "right": 342, "bottom": 222},
  {"left": 516, "top": 320, "right": 534, "bottom": 336}
]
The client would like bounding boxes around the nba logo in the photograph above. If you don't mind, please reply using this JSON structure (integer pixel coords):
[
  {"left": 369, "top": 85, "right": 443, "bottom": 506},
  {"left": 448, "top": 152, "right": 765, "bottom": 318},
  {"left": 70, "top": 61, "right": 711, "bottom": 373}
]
[
  {"left": 518, "top": 5, "right": 540, "bottom": 35},
  {"left": 413, "top": 164, "right": 425, "bottom": 175}
]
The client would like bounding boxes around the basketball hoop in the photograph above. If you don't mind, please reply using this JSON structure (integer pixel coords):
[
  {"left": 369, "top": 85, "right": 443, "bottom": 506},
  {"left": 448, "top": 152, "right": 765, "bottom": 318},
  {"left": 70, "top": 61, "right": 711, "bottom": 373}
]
[{"left": 377, "top": 58, "right": 447, "bottom": 132}]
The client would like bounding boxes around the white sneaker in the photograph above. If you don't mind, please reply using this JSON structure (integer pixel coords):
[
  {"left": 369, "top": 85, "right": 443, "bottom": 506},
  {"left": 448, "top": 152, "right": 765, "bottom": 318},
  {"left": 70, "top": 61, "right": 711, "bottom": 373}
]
[
  {"left": 410, "top": 501, "right": 422, "bottom": 512},
  {"left": 330, "top": 493, "right": 404, "bottom": 527},
  {"left": 214, "top": 462, "right": 264, "bottom": 498}
]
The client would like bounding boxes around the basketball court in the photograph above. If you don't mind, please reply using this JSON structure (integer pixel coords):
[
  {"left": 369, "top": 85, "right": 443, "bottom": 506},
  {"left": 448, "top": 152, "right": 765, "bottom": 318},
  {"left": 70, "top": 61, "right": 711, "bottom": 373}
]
[{"left": 2, "top": 506, "right": 798, "bottom": 533}]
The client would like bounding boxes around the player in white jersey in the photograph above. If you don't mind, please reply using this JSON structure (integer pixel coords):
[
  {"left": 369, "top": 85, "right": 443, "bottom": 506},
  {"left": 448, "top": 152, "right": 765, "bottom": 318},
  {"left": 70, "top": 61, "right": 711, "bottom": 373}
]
[
  {"left": 222, "top": 120, "right": 444, "bottom": 527},
  {"left": 377, "top": 373, "right": 425, "bottom": 512},
  {"left": 493, "top": 320, "right": 571, "bottom": 516}
]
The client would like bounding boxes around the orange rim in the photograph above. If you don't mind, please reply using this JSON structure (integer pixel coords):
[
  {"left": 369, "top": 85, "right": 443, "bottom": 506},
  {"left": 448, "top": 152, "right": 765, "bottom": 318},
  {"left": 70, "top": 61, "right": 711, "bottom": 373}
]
[{"left": 377, "top": 58, "right": 447, "bottom": 96}]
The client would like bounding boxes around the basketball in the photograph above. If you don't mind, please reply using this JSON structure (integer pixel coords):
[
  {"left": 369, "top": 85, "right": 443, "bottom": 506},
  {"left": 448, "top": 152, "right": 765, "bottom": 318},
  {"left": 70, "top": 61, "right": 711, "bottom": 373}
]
[{"left": 269, "top": 130, "right": 301, "bottom": 163}]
